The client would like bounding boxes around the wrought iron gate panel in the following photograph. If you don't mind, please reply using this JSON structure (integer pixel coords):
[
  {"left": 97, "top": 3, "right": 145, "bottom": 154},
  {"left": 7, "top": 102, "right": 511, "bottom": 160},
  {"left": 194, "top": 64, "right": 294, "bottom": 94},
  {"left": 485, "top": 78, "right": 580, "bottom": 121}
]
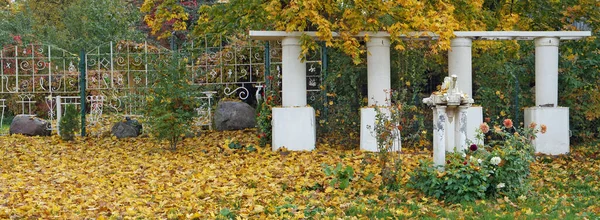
[
  {"left": 1, "top": 44, "right": 80, "bottom": 95},
  {"left": 182, "top": 34, "right": 267, "bottom": 100},
  {"left": 85, "top": 41, "right": 171, "bottom": 115}
]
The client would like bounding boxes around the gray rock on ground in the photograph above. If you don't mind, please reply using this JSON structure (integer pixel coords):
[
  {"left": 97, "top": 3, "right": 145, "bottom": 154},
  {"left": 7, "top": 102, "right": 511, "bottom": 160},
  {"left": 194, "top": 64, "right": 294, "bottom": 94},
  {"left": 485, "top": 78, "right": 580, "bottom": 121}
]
[
  {"left": 9, "top": 115, "right": 51, "bottom": 136},
  {"left": 214, "top": 101, "right": 256, "bottom": 131},
  {"left": 111, "top": 117, "right": 143, "bottom": 138}
]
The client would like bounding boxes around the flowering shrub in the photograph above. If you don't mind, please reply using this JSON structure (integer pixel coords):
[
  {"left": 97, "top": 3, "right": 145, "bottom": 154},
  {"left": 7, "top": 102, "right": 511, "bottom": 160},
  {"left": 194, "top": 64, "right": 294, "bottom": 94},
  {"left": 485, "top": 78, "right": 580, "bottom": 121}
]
[
  {"left": 256, "top": 91, "right": 278, "bottom": 147},
  {"left": 409, "top": 119, "right": 545, "bottom": 202}
]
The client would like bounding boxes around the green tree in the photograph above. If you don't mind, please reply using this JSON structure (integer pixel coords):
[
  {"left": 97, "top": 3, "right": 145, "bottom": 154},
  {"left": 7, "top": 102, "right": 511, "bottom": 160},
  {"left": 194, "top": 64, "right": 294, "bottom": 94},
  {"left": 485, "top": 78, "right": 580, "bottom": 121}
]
[
  {"left": 144, "top": 56, "right": 199, "bottom": 150},
  {"left": 0, "top": 0, "right": 143, "bottom": 50}
]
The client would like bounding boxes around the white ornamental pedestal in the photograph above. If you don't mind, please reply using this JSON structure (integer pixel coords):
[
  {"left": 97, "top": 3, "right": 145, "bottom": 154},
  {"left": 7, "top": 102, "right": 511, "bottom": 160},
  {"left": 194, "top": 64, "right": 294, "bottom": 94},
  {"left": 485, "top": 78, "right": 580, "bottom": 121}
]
[
  {"left": 271, "top": 37, "right": 316, "bottom": 151},
  {"left": 424, "top": 76, "right": 473, "bottom": 168}
]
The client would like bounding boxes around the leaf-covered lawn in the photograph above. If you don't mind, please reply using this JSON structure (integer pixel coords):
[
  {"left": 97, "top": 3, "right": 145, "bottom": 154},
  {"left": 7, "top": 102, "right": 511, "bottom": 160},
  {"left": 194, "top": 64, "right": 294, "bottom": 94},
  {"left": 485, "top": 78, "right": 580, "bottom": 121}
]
[{"left": 1, "top": 130, "right": 599, "bottom": 219}]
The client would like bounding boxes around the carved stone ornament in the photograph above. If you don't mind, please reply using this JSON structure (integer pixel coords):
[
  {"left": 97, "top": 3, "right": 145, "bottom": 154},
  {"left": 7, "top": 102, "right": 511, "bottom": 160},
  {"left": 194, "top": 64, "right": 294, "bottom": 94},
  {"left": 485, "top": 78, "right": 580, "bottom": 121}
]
[{"left": 423, "top": 75, "right": 474, "bottom": 107}]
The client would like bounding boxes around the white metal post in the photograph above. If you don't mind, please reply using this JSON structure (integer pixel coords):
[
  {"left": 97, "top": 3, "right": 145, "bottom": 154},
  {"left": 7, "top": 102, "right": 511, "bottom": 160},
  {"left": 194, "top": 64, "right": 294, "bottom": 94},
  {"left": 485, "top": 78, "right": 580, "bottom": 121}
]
[{"left": 56, "top": 96, "right": 62, "bottom": 135}]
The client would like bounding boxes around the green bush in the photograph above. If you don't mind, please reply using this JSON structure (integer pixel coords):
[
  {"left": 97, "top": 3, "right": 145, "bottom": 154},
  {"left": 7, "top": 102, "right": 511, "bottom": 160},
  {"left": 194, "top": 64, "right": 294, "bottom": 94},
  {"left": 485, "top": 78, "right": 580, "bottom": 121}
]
[
  {"left": 409, "top": 119, "right": 540, "bottom": 202},
  {"left": 59, "top": 104, "right": 80, "bottom": 141},
  {"left": 322, "top": 163, "right": 354, "bottom": 190}
]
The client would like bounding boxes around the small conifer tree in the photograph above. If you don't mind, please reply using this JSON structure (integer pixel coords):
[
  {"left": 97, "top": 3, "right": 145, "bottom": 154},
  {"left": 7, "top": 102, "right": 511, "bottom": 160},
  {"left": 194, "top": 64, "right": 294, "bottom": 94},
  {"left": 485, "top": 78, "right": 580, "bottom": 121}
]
[
  {"left": 145, "top": 56, "right": 198, "bottom": 150},
  {"left": 59, "top": 104, "right": 80, "bottom": 141}
]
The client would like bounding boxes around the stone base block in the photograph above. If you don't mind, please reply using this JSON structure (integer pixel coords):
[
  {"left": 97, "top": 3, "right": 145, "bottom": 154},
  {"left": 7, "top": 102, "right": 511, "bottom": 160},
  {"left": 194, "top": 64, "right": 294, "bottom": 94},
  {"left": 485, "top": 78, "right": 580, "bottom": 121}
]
[
  {"left": 360, "top": 107, "right": 401, "bottom": 152},
  {"left": 272, "top": 107, "right": 315, "bottom": 151},
  {"left": 524, "top": 107, "right": 569, "bottom": 155},
  {"left": 466, "top": 106, "right": 483, "bottom": 145}
]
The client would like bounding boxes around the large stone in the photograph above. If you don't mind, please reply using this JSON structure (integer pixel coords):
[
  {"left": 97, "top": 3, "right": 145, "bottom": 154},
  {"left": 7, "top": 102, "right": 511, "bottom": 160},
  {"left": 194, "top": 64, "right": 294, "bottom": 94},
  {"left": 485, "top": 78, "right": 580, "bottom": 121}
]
[
  {"left": 214, "top": 101, "right": 256, "bottom": 131},
  {"left": 9, "top": 115, "right": 51, "bottom": 136},
  {"left": 112, "top": 117, "right": 142, "bottom": 138}
]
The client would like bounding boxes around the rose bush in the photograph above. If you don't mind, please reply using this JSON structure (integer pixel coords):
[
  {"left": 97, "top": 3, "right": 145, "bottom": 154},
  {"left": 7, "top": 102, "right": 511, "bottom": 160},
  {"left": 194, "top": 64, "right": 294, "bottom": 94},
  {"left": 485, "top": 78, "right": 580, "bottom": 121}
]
[{"left": 409, "top": 119, "right": 545, "bottom": 202}]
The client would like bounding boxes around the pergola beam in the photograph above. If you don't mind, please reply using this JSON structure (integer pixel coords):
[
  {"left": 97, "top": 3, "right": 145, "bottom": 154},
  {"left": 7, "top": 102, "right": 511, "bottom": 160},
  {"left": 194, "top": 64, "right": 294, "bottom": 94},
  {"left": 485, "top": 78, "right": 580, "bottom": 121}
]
[{"left": 249, "top": 31, "right": 591, "bottom": 41}]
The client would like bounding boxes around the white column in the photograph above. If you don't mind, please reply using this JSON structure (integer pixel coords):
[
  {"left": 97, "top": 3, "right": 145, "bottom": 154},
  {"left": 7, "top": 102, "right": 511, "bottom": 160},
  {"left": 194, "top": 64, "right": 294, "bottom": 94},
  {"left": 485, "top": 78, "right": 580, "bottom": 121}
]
[
  {"left": 281, "top": 37, "right": 306, "bottom": 107},
  {"left": 448, "top": 38, "right": 472, "bottom": 97},
  {"left": 535, "top": 37, "right": 559, "bottom": 107},
  {"left": 366, "top": 37, "right": 391, "bottom": 106},
  {"left": 433, "top": 106, "right": 447, "bottom": 170}
]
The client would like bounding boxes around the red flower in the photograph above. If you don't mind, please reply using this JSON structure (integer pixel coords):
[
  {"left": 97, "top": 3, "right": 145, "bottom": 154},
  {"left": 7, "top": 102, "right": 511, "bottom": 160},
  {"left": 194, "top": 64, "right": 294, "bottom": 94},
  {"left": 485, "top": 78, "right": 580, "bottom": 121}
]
[
  {"left": 540, "top": 125, "right": 547, "bottom": 134},
  {"left": 503, "top": 119, "right": 513, "bottom": 128},
  {"left": 480, "top": 122, "right": 490, "bottom": 133},
  {"left": 470, "top": 144, "right": 478, "bottom": 151},
  {"left": 463, "top": 161, "right": 468, "bottom": 165},
  {"left": 12, "top": 35, "right": 22, "bottom": 44}
]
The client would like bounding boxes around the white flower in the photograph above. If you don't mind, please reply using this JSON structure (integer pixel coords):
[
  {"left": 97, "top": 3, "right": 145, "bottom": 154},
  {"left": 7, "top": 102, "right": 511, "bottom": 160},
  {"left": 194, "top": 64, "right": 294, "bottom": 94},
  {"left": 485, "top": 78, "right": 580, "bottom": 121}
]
[
  {"left": 490, "top": 156, "right": 502, "bottom": 165},
  {"left": 497, "top": 183, "right": 505, "bottom": 188},
  {"left": 518, "top": 195, "right": 527, "bottom": 201},
  {"left": 477, "top": 159, "right": 482, "bottom": 164},
  {"left": 470, "top": 156, "right": 477, "bottom": 163},
  {"left": 461, "top": 152, "right": 466, "bottom": 158}
]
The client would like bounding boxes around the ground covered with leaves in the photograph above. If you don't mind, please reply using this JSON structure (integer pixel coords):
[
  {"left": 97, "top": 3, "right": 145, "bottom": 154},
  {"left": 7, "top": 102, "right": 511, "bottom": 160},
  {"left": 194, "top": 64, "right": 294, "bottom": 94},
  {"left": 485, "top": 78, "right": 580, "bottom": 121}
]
[{"left": 1, "top": 130, "right": 599, "bottom": 219}]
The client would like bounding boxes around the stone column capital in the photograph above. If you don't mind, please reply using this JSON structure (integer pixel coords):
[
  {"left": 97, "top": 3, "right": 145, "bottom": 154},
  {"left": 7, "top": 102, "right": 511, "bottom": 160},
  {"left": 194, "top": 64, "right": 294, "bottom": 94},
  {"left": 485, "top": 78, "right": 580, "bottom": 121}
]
[
  {"left": 534, "top": 37, "right": 560, "bottom": 47},
  {"left": 450, "top": 38, "right": 472, "bottom": 47},
  {"left": 282, "top": 37, "right": 301, "bottom": 46},
  {"left": 366, "top": 37, "right": 391, "bottom": 48}
]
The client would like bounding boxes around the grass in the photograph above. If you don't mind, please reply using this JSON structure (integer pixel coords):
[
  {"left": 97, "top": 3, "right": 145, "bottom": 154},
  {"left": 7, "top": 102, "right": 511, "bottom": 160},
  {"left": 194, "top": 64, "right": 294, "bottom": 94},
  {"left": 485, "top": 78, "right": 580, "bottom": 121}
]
[
  {"left": 0, "top": 130, "right": 599, "bottom": 219},
  {"left": 0, "top": 124, "right": 8, "bottom": 135}
]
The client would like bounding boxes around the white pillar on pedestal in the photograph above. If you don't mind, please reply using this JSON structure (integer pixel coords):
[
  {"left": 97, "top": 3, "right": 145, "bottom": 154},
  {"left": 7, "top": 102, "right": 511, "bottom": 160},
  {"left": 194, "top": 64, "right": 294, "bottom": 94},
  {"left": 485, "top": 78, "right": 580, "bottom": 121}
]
[
  {"left": 534, "top": 37, "right": 559, "bottom": 107},
  {"left": 526, "top": 37, "right": 569, "bottom": 155},
  {"left": 361, "top": 37, "right": 398, "bottom": 152},
  {"left": 433, "top": 106, "right": 447, "bottom": 169},
  {"left": 448, "top": 37, "right": 482, "bottom": 145},
  {"left": 272, "top": 37, "right": 315, "bottom": 151},
  {"left": 366, "top": 37, "right": 391, "bottom": 106},
  {"left": 281, "top": 37, "right": 307, "bottom": 107}
]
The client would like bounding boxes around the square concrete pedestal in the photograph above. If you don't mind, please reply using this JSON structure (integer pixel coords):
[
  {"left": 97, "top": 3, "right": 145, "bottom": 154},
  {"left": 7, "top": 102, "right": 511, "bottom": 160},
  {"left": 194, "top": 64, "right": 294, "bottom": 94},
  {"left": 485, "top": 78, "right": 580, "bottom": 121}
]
[
  {"left": 360, "top": 107, "right": 401, "bottom": 152},
  {"left": 524, "top": 107, "right": 570, "bottom": 155},
  {"left": 272, "top": 107, "right": 316, "bottom": 151},
  {"left": 466, "top": 106, "right": 483, "bottom": 146}
]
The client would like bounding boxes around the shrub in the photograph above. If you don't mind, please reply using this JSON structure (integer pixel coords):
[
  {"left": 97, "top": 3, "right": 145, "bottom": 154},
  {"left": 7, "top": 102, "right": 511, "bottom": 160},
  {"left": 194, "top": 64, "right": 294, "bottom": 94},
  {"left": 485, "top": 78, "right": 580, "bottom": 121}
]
[
  {"left": 256, "top": 91, "right": 276, "bottom": 147},
  {"left": 59, "top": 104, "right": 80, "bottom": 141},
  {"left": 409, "top": 119, "right": 542, "bottom": 202}
]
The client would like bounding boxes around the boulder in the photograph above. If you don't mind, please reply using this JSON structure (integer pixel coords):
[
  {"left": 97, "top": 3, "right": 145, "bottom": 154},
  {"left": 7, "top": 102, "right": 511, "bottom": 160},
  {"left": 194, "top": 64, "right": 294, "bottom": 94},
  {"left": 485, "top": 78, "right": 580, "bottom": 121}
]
[
  {"left": 111, "top": 117, "right": 142, "bottom": 138},
  {"left": 214, "top": 101, "right": 256, "bottom": 131},
  {"left": 9, "top": 115, "right": 51, "bottom": 136}
]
